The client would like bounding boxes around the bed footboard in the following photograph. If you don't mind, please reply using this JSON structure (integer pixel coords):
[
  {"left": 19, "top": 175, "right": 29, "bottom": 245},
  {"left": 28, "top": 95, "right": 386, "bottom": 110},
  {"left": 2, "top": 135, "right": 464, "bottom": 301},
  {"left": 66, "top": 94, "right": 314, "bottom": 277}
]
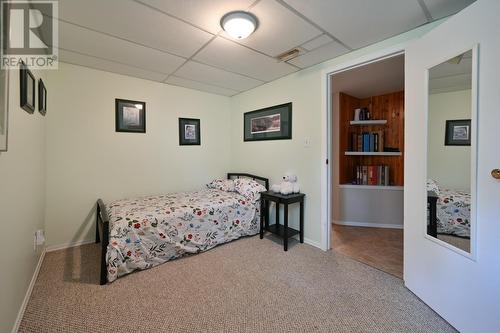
[
  {"left": 427, "top": 191, "right": 438, "bottom": 237},
  {"left": 96, "top": 199, "right": 109, "bottom": 285}
]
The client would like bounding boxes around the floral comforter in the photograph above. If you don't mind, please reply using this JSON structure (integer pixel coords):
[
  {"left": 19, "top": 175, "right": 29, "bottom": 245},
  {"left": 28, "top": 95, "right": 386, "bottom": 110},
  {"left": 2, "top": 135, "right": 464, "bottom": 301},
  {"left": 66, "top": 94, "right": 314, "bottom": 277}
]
[
  {"left": 436, "top": 188, "right": 471, "bottom": 238},
  {"left": 105, "top": 189, "right": 260, "bottom": 282}
]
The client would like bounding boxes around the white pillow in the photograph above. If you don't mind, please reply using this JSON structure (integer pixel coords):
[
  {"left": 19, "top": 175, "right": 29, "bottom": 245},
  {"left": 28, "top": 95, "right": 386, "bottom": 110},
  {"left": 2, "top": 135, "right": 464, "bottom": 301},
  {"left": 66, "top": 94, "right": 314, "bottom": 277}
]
[
  {"left": 234, "top": 178, "right": 267, "bottom": 203},
  {"left": 206, "top": 179, "right": 235, "bottom": 192},
  {"left": 427, "top": 179, "right": 440, "bottom": 195}
]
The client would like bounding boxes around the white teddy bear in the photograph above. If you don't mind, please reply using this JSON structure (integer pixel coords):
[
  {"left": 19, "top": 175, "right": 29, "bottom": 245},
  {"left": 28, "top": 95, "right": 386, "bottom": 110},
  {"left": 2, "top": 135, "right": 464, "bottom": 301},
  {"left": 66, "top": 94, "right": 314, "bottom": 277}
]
[{"left": 271, "top": 173, "right": 300, "bottom": 195}]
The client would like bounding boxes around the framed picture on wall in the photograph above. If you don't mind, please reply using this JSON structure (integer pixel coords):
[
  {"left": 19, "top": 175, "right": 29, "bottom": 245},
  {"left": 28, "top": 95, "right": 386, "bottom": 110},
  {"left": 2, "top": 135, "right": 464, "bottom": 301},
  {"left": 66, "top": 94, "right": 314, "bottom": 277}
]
[
  {"left": 0, "top": 69, "right": 9, "bottom": 152},
  {"left": 38, "top": 79, "right": 47, "bottom": 116},
  {"left": 20, "top": 61, "right": 35, "bottom": 114},
  {"left": 445, "top": 119, "right": 471, "bottom": 146},
  {"left": 115, "top": 99, "right": 146, "bottom": 133},
  {"left": 179, "top": 118, "right": 200, "bottom": 145},
  {"left": 244, "top": 102, "right": 292, "bottom": 141}
]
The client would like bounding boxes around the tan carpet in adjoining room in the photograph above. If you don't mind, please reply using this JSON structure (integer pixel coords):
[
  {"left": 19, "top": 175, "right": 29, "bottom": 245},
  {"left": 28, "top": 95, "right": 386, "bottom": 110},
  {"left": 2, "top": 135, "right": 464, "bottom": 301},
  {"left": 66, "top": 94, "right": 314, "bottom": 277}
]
[{"left": 19, "top": 236, "right": 456, "bottom": 333}]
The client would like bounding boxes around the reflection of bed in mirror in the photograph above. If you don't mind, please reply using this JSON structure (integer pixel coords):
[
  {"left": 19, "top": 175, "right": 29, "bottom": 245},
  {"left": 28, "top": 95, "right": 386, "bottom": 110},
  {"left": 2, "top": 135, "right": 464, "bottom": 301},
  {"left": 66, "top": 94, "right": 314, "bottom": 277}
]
[{"left": 427, "top": 179, "right": 470, "bottom": 250}]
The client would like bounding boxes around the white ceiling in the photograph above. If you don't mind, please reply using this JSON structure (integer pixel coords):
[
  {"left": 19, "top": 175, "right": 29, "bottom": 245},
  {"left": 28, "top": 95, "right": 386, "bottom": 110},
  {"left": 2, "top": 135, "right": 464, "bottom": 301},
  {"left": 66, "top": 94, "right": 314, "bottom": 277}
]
[
  {"left": 331, "top": 54, "right": 405, "bottom": 99},
  {"left": 51, "top": 0, "right": 475, "bottom": 96},
  {"left": 429, "top": 50, "right": 472, "bottom": 94}
]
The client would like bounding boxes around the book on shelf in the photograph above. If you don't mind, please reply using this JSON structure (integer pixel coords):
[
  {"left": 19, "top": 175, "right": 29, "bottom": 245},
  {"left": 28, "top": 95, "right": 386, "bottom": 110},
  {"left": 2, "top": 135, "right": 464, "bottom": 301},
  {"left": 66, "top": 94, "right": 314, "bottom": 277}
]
[
  {"left": 350, "top": 131, "right": 385, "bottom": 152},
  {"left": 354, "top": 165, "right": 390, "bottom": 186}
]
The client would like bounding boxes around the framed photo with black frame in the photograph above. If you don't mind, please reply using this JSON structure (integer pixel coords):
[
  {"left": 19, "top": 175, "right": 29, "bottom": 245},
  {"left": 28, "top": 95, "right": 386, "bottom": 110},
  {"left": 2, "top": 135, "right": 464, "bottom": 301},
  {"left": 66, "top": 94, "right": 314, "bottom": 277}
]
[
  {"left": 115, "top": 99, "right": 146, "bottom": 133},
  {"left": 244, "top": 102, "right": 292, "bottom": 141},
  {"left": 179, "top": 118, "right": 200, "bottom": 145},
  {"left": 20, "top": 61, "right": 35, "bottom": 114},
  {"left": 38, "top": 79, "right": 47, "bottom": 116},
  {"left": 0, "top": 69, "right": 9, "bottom": 152},
  {"left": 445, "top": 119, "right": 471, "bottom": 146}
]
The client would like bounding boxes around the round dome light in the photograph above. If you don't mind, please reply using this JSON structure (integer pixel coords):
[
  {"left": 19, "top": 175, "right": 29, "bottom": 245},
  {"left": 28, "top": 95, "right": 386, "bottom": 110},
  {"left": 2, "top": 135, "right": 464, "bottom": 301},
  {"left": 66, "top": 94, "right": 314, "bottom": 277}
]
[{"left": 220, "top": 11, "right": 258, "bottom": 40}]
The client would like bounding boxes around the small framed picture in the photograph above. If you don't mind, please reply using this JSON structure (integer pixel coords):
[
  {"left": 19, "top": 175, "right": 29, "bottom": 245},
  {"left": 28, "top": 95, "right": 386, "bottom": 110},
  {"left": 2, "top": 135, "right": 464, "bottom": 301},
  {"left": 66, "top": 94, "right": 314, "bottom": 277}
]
[
  {"left": 0, "top": 69, "right": 9, "bottom": 152},
  {"left": 115, "top": 99, "right": 146, "bottom": 133},
  {"left": 38, "top": 79, "right": 47, "bottom": 116},
  {"left": 20, "top": 61, "right": 35, "bottom": 114},
  {"left": 445, "top": 119, "right": 471, "bottom": 146},
  {"left": 244, "top": 102, "right": 292, "bottom": 141},
  {"left": 179, "top": 118, "right": 200, "bottom": 145}
]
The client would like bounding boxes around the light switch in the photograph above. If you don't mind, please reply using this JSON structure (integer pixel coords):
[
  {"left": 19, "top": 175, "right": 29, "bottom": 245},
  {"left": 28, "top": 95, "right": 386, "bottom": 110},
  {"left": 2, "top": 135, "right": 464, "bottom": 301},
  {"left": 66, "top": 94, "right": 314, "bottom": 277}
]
[{"left": 304, "top": 137, "right": 311, "bottom": 148}]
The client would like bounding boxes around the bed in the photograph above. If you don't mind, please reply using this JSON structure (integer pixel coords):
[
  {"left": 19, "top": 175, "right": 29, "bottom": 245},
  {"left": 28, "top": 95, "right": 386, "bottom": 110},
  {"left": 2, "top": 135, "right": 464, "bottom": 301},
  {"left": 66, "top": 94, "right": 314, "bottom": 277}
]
[
  {"left": 95, "top": 173, "right": 269, "bottom": 284},
  {"left": 427, "top": 180, "right": 471, "bottom": 239}
]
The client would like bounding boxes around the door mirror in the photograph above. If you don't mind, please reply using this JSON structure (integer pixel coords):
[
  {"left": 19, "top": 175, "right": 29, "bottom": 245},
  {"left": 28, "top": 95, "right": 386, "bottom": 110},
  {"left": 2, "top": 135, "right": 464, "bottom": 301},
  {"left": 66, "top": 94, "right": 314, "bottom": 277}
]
[{"left": 426, "top": 48, "right": 476, "bottom": 255}]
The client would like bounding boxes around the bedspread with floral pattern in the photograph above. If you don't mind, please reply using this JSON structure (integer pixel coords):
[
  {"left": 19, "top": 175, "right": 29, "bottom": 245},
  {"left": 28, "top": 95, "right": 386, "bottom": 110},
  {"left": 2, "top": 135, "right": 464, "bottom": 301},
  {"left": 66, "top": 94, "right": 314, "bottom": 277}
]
[
  {"left": 436, "top": 188, "right": 470, "bottom": 238},
  {"left": 105, "top": 189, "right": 259, "bottom": 282}
]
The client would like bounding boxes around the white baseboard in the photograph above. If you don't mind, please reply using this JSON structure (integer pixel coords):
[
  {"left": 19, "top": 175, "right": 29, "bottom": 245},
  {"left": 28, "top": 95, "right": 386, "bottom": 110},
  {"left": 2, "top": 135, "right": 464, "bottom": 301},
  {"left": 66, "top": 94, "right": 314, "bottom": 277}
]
[
  {"left": 12, "top": 248, "right": 46, "bottom": 333},
  {"left": 46, "top": 239, "right": 94, "bottom": 252},
  {"left": 333, "top": 220, "right": 403, "bottom": 229},
  {"left": 302, "top": 237, "right": 322, "bottom": 249}
]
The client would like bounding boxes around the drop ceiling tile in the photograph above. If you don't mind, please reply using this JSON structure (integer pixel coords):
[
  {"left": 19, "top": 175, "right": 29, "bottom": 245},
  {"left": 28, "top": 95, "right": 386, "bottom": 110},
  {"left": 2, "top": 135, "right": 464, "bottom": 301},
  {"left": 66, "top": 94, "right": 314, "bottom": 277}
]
[
  {"left": 301, "top": 34, "right": 334, "bottom": 51},
  {"left": 194, "top": 37, "right": 297, "bottom": 82},
  {"left": 58, "top": 49, "right": 169, "bottom": 82},
  {"left": 229, "top": 0, "right": 321, "bottom": 57},
  {"left": 175, "top": 61, "right": 263, "bottom": 91},
  {"left": 57, "top": 0, "right": 212, "bottom": 57},
  {"left": 429, "top": 74, "right": 472, "bottom": 94},
  {"left": 422, "top": 0, "right": 476, "bottom": 20},
  {"left": 165, "top": 76, "right": 239, "bottom": 96},
  {"left": 138, "top": 0, "right": 255, "bottom": 34},
  {"left": 58, "top": 21, "right": 186, "bottom": 75},
  {"left": 288, "top": 41, "right": 350, "bottom": 68},
  {"left": 283, "top": 0, "right": 427, "bottom": 49}
]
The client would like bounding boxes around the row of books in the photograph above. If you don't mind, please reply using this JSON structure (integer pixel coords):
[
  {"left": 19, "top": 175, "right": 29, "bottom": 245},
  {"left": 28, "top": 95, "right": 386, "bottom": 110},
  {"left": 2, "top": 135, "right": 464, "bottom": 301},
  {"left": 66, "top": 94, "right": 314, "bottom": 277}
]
[
  {"left": 350, "top": 131, "right": 384, "bottom": 152},
  {"left": 354, "top": 165, "right": 390, "bottom": 186}
]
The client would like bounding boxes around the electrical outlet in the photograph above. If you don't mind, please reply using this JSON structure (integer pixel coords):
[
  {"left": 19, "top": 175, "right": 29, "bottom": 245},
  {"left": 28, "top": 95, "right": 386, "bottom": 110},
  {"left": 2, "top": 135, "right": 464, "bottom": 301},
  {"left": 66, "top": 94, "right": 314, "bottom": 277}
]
[
  {"left": 36, "top": 229, "right": 45, "bottom": 246},
  {"left": 33, "top": 230, "right": 45, "bottom": 251}
]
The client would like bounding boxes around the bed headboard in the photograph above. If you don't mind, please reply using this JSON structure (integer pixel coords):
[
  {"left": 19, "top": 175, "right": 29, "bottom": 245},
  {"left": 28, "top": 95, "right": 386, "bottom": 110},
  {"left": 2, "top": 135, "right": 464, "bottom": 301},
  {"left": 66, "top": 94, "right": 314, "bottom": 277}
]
[{"left": 227, "top": 173, "right": 269, "bottom": 191}]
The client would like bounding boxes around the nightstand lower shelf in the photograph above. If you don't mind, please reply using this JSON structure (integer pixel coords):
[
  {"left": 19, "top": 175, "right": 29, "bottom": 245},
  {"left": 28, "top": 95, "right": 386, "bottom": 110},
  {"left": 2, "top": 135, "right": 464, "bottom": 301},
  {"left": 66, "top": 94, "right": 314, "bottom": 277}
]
[{"left": 267, "top": 224, "right": 299, "bottom": 238}]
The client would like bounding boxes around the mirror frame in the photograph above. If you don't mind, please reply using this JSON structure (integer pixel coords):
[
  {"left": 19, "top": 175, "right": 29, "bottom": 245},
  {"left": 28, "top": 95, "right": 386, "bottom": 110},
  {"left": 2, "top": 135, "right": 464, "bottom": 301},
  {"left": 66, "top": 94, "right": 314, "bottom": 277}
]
[{"left": 423, "top": 44, "right": 479, "bottom": 260}]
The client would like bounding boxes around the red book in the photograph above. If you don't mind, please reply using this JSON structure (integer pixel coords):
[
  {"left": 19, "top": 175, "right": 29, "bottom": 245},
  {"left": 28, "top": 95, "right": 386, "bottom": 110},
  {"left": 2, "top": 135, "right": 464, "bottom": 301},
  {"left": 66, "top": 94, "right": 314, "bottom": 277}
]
[{"left": 368, "top": 166, "right": 378, "bottom": 185}]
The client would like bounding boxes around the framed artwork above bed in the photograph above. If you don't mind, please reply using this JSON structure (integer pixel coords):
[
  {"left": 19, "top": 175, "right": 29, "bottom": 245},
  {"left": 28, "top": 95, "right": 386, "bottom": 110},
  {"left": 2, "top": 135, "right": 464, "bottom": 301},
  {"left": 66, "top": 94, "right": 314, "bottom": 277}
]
[
  {"left": 20, "top": 61, "right": 35, "bottom": 114},
  {"left": 445, "top": 119, "right": 471, "bottom": 146},
  {"left": 179, "top": 118, "right": 200, "bottom": 145},
  {"left": 244, "top": 102, "right": 292, "bottom": 141},
  {"left": 115, "top": 99, "right": 146, "bottom": 133},
  {"left": 38, "top": 79, "right": 47, "bottom": 116},
  {"left": 0, "top": 69, "right": 9, "bottom": 152}
]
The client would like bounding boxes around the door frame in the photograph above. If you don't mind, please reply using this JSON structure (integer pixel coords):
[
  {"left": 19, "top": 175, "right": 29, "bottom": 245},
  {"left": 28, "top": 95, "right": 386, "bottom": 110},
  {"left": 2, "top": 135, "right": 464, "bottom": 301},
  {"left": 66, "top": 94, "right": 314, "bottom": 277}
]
[{"left": 320, "top": 45, "right": 406, "bottom": 252}]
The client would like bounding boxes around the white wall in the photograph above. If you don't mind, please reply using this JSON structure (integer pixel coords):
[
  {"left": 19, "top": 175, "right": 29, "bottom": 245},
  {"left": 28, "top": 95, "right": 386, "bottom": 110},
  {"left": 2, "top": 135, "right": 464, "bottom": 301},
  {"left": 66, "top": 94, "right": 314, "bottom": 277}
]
[
  {"left": 229, "top": 22, "right": 441, "bottom": 247},
  {"left": 44, "top": 63, "right": 232, "bottom": 247},
  {"left": 428, "top": 89, "right": 471, "bottom": 191},
  {"left": 0, "top": 67, "right": 47, "bottom": 333}
]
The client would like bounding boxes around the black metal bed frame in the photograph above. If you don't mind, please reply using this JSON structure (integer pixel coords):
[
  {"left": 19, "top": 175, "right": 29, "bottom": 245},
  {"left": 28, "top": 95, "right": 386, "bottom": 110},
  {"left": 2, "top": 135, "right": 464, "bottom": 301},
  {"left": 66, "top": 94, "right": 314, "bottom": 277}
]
[
  {"left": 95, "top": 173, "right": 268, "bottom": 285},
  {"left": 427, "top": 191, "right": 438, "bottom": 238}
]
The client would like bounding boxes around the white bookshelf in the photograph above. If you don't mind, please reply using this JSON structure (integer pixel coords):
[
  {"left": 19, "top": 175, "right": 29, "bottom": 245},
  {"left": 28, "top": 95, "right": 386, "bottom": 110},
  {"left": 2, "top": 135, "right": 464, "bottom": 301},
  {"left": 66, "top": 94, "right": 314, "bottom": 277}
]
[
  {"left": 349, "top": 120, "right": 387, "bottom": 125},
  {"left": 344, "top": 151, "right": 402, "bottom": 156}
]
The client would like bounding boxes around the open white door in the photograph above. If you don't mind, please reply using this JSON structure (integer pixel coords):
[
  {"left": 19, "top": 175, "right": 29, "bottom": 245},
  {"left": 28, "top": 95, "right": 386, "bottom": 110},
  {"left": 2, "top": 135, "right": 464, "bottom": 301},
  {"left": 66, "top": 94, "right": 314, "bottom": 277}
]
[{"left": 405, "top": 1, "right": 500, "bottom": 332}]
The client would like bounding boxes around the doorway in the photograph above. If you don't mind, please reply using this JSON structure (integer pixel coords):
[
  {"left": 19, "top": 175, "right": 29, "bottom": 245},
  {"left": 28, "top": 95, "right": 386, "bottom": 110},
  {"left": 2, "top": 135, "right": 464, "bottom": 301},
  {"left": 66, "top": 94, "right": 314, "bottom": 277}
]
[{"left": 329, "top": 53, "right": 405, "bottom": 278}]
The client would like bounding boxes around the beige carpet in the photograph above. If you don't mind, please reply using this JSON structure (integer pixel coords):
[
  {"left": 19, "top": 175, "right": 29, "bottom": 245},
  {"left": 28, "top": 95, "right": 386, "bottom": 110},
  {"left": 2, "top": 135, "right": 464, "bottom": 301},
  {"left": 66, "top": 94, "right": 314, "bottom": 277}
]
[{"left": 19, "top": 236, "right": 456, "bottom": 333}]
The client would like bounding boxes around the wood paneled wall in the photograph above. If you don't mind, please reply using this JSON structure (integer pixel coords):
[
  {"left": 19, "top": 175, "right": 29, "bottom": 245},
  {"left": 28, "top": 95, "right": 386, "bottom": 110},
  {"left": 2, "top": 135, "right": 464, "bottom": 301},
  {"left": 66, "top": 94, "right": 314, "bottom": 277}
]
[{"left": 339, "top": 91, "right": 404, "bottom": 186}]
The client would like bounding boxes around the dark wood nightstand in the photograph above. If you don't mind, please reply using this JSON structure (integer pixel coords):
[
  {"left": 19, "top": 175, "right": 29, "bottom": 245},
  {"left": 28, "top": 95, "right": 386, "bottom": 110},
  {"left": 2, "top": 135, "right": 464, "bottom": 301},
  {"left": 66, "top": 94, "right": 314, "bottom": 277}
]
[{"left": 260, "top": 191, "right": 305, "bottom": 251}]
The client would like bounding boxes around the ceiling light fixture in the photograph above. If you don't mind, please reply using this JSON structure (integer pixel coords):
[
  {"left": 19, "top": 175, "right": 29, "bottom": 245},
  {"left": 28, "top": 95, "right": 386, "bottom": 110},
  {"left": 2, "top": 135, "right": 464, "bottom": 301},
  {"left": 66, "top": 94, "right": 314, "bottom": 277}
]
[{"left": 220, "top": 11, "right": 258, "bottom": 40}]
